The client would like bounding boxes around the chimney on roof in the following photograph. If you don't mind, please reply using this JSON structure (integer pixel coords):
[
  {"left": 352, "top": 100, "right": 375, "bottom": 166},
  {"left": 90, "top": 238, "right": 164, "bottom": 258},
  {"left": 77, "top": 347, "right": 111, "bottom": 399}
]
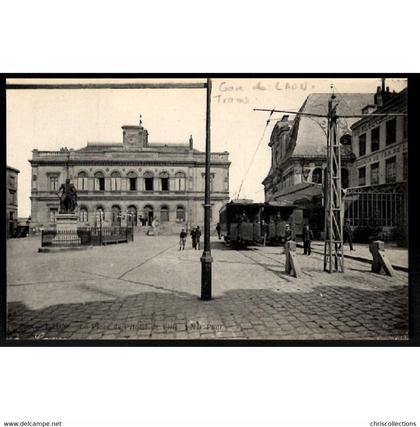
[
  {"left": 375, "top": 78, "right": 393, "bottom": 108},
  {"left": 189, "top": 135, "right": 193, "bottom": 149}
]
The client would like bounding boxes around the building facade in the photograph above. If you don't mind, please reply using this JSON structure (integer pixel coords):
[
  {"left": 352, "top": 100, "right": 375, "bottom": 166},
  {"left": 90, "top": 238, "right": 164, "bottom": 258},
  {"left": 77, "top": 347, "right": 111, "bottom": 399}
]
[
  {"left": 262, "top": 93, "right": 374, "bottom": 235},
  {"left": 6, "top": 165, "right": 20, "bottom": 238},
  {"left": 346, "top": 86, "right": 408, "bottom": 243},
  {"left": 29, "top": 121, "right": 230, "bottom": 232}
]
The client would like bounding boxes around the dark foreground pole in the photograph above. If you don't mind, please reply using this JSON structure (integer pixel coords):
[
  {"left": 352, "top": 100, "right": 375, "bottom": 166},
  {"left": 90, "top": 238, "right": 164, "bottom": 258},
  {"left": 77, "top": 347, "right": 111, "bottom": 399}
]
[{"left": 201, "top": 78, "right": 213, "bottom": 300}]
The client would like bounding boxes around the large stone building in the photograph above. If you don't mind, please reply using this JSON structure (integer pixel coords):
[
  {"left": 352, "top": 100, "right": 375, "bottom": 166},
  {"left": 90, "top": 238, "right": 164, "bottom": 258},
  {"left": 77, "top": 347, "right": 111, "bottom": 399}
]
[
  {"left": 29, "top": 120, "right": 230, "bottom": 232},
  {"left": 346, "top": 86, "right": 408, "bottom": 243},
  {"left": 262, "top": 92, "right": 374, "bottom": 235},
  {"left": 6, "top": 165, "right": 20, "bottom": 238}
]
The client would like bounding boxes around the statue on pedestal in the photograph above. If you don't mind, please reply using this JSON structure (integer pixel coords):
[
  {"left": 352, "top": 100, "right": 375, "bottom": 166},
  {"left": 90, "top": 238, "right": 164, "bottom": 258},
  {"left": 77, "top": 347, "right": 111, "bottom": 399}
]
[{"left": 57, "top": 178, "right": 78, "bottom": 213}]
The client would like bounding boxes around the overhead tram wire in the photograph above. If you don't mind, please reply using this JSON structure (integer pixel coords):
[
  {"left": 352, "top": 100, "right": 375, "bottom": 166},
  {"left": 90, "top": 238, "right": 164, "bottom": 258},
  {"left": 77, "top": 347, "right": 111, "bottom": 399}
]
[
  {"left": 234, "top": 108, "right": 275, "bottom": 200},
  {"left": 253, "top": 108, "right": 407, "bottom": 119}
]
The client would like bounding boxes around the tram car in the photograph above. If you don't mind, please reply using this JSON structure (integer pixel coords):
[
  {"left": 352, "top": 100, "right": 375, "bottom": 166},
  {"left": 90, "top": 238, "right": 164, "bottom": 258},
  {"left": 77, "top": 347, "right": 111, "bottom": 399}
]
[
  {"left": 219, "top": 200, "right": 303, "bottom": 246},
  {"left": 261, "top": 202, "right": 303, "bottom": 245},
  {"left": 219, "top": 200, "right": 264, "bottom": 246}
]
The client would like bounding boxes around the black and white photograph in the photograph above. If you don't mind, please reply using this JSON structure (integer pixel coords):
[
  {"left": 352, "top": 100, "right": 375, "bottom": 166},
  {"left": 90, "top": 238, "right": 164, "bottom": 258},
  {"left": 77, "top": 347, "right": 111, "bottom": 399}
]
[
  {"left": 1, "top": 1, "right": 420, "bottom": 426},
  {"left": 5, "top": 76, "right": 409, "bottom": 341}
]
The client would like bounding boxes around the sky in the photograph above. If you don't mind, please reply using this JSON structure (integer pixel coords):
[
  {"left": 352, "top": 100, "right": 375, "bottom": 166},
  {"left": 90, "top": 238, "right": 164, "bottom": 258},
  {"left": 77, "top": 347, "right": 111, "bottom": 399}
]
[{"left": 6, "top": 78, "right": 407, "bottom": 218}]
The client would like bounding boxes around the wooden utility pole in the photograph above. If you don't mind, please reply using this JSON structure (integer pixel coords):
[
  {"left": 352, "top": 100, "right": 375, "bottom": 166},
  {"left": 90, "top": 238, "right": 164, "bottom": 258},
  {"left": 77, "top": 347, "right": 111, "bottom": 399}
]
[
  {"left": 201, "top": 78, "right": 213, "bottom": 300},
  {"left": 323, "top": 94, "right": 344, "bottom": 273}
]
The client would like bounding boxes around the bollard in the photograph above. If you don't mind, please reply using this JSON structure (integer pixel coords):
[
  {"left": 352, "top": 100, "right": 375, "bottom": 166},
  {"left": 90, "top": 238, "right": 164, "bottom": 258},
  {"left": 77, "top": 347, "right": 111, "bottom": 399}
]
[
  {"left": 284, "top": 241, "right": 301, "bottom": 278},
  {"left": 369, "top": 240, "right": 394, "bottom": 276}
]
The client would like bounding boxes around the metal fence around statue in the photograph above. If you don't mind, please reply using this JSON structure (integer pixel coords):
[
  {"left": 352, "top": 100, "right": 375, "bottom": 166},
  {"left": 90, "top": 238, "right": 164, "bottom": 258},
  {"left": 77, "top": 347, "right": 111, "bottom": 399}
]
[{"left": 41, "top": 226, "right": 134, "bottom": 247}]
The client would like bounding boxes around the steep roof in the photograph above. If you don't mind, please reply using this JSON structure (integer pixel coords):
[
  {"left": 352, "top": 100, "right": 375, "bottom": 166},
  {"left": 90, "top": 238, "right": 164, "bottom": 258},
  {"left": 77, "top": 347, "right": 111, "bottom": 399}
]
[{"left": 290, "top": 93, "right": 374, "bottom": 157}]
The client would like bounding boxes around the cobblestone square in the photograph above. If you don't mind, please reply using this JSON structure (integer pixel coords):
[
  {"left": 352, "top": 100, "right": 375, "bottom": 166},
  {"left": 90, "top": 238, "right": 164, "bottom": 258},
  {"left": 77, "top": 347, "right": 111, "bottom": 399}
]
[{"left": 6, "top": 234, "right": 409, "bottom": 341}]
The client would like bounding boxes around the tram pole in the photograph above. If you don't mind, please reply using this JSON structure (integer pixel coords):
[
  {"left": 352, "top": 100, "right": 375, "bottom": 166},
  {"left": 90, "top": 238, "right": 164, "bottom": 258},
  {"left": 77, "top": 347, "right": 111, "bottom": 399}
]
[{"left": 201, "top": 78, "right": 213, "bottom": 300}]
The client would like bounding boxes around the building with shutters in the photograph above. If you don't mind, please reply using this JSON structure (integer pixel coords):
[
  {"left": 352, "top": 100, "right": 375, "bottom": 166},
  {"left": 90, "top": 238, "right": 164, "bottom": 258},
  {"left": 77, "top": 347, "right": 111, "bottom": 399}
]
[
  {"left": 29, "top": 119, "right": 230, "bottom": 232},
  {"left": 346, "top": 86, "right": 408, "bottom": 244},
  {"left": 7, "top": 165, "right": 20, "bottom": 238}
]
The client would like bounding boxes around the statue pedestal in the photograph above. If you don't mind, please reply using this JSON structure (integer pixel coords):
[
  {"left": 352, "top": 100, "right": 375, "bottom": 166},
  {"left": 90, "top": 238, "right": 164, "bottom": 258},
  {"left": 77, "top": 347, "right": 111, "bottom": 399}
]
[{"left": 52, "top": 213, "right": 81, "bottom": 246}]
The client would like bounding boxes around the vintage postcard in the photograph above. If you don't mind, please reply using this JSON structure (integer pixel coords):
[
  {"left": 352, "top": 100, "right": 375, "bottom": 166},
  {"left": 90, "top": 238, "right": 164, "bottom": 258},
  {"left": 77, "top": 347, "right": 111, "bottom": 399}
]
[{"left": 5, "top": 76, "right": 409, "bottom": 342}]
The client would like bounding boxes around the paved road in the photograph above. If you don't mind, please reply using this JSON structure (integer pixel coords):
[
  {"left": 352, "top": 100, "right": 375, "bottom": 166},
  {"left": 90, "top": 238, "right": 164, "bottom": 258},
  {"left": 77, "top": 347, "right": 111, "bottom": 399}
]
[{"left": 7, "top": 235, "right": 408, "bottom": 340}]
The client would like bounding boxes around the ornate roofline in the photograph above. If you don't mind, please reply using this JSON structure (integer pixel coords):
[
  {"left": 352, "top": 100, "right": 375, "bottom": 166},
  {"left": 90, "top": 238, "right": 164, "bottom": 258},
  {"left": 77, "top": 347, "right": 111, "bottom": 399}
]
[{"left": 29, "top": 159, "right": 231, "bottom": 167}]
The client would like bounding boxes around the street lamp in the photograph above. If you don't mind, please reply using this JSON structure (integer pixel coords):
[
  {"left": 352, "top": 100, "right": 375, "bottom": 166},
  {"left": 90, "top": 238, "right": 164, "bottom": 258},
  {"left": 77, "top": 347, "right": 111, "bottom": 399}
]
[{"left": 200, "top": 78, "right": 212, "bottom": 301}]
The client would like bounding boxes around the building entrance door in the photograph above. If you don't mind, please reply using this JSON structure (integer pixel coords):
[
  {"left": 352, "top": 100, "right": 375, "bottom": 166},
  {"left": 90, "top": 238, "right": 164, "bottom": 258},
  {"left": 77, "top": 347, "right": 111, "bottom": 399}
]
[
  {"left": 127, "top": 205, "right": 137, "bottom": 227},
  {"left": 111, "top": 205, "right": 121, "bottom": 226},
  {"left": 144, "top": 205, "right": 154, "bottom": 226}
]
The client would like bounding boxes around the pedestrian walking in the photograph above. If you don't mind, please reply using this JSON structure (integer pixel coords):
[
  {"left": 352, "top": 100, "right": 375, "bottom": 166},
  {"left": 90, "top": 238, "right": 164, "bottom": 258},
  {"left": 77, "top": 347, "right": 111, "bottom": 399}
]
[
  {"left": 343, "top": 220, "right": 354, "bottom": 251},
  {"left": 179, "top": 228, "right": 187, "bottom": 250},
  {"left": 303, "top": 224, "right": 314, "bottom": 255},
  {"left": 216, "top": 222, "right": 221, "bottom": 239},
  {"left": 284, "top": 223, "right": 294, "bottom": 242},
  {"left": 195, "top": 226, "right": 202, "bottom": 250},
  {"left": 262, "top": 219, "right": 269, "bottom": 246},
  {"left": 191, "top": 226, "right": 197, "bottom": 249}
]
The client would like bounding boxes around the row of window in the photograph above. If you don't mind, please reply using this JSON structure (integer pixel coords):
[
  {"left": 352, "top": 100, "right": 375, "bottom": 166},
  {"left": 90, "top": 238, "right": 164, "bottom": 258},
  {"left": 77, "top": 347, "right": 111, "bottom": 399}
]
[
  {"left": 48, "top": 173, "right": 189, "bottom": 192},
  {"left": 48, "top": 174, "right": 218, "bottom": 192},
  {"left": 358, "top": 117, "right": 406, "bottom": 157},
  {"left": 310, "top": 168, "right": 349, "bottom": 188},
  {"left": 358, "top": 156, "right": 401, "bottom": 186}
]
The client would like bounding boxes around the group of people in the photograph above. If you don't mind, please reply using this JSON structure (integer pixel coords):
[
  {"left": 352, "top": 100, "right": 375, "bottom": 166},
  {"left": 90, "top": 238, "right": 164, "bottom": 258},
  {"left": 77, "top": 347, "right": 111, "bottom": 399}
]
[
  {"left": 301, "top": 220, "right": 354, "bottom": 256},
  {"left": 179, "top": 226, "right": 202, "bottom": 251},
  {"left": 179, "top": 220, "right": 354, "bottom": 254}
]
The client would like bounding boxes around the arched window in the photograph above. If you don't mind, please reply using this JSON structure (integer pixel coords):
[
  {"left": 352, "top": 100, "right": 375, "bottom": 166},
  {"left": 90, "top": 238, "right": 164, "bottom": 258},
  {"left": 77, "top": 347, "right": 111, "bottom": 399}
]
[
  {"left": 111, "top": 205, "right": 121, "bottom": 226},
  {"left": 160, "top": 205, "right": 169, "bottom": 222},
  {"left": 127, "top": 171, "right": 137, "bottom": 191},
  {"left": 175, "top": 172, "right": 186, "bottom": 192},
  {"left": 79, "top": 206, "right": 88, "bottom": 223},
  {"left": 143, "top": 171, "right": 154, "bottom": 192},
  {"left": 312, "top": 168, "right": 323, "bottom": 184},
  {"left": 127, "top": 205, "right": 137, "bottom": 226},
  {"left": 110, "top": 171, "right": 121, "bottom": 191},
  {"left": 77, "top": 171, "right": 88, "bottom": 191},
  {"left": 94, "top": 172, "right": 105, "bottom": 191},
  {"left": 341, "top": 168, "right": 349, "bottom": 189},
  {"left": 176, "top": 205, "right": 185, "bottom": 222},
  {"left": 159, "top": 171, "right": 169, "bottom": 192}
]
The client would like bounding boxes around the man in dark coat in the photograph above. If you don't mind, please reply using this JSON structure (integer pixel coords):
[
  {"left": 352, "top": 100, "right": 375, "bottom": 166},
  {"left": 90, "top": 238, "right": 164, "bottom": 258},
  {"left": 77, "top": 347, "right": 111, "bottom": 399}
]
[
  {"left": 190, "top": 227, "right": 197, "bottom": 249},
  {"left": 195, "top": 226, "right": 202, "bottom": 250},
  {"left": 179, "top": 228, "right": 187, "bottom": 250},
  {"left": 343, "top": 220, "right": 354, "bottom": 251},
  {"left": 284, "top": 223, "right": 294, "bottom": 242},
  {"left": 303, "top": 224, "right": 314, "bottom": 255},
  {"left": 216, "top": 222, "right": 221, "bottom": 239}
]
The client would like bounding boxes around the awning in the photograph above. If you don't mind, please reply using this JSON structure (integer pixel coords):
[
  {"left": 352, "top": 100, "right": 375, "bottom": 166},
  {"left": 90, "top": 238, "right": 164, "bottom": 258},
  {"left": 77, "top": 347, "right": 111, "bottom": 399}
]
[{"left": 270, "top": 182, "right": 323, "bottom": 208}]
